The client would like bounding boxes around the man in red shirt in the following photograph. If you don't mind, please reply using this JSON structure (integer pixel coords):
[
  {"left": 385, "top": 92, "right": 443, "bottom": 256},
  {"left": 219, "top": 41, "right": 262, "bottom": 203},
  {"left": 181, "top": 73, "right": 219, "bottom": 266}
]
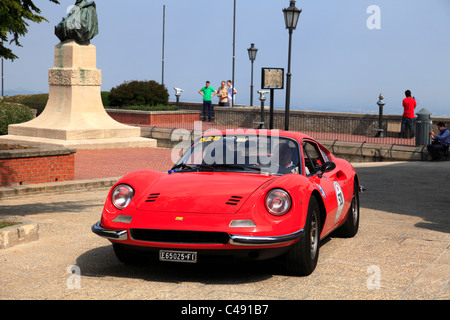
[{"left": 400, "top": 90, "right": 417, "bottom": 138}]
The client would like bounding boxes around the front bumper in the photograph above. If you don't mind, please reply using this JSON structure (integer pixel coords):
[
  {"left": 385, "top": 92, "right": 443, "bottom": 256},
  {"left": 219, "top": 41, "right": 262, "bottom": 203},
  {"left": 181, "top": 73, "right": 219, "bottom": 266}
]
[
  {"left": 92, "top": 222, "right": 128, "bottom": 241},
  {"left": 229, "top": 229, "right": 304, "bottom": 245},
  {"left": 91, "top": 221, "right": 304, "bottom": 246}
]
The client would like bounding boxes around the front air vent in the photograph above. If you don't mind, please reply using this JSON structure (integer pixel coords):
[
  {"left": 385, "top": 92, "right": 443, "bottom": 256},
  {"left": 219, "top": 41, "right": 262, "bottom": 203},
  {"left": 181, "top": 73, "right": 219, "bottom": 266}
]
[
  {"left": 226, "top": 196, "right": 243, "bottom": 206},
  {"left": 145, "top": 193, "right": 160, "bottom": 202}
]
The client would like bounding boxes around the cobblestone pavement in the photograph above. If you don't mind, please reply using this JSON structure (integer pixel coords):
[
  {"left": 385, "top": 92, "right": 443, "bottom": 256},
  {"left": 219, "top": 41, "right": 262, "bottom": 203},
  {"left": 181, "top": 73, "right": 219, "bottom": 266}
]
[{"left": 0, "top": 161, "right": 449, "bottom": 300}]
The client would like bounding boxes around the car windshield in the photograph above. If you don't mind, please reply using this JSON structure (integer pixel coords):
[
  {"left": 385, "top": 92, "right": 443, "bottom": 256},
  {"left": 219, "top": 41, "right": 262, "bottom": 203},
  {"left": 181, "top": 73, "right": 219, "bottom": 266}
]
[{"left": 172, "top": 134, "right": 301, "bottom": 175}]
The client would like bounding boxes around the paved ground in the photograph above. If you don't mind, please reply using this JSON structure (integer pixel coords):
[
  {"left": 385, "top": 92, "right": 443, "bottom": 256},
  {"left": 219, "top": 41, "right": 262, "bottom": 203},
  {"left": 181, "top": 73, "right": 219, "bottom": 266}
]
[
  {"left": 74, "top": 147, "right": 174, "bottom": 180},
  {"left": 0, "top": 150, "right": 449, "bottom": 301}
]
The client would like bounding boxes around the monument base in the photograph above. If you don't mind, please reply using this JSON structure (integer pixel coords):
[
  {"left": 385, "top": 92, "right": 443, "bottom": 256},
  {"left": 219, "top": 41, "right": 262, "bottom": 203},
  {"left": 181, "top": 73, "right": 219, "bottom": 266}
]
[
  {"left": 3, "top": 40, "right": 156, "bottom": 150},
  {"left": 0, "top": 134, "right": 156, "bottom": 150}
]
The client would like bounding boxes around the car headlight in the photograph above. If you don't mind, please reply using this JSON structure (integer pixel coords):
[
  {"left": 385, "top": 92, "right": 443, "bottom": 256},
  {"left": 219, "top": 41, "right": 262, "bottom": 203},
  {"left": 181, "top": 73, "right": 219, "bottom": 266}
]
[
  {"left": 265, "top": 188, "right": 291, "bottom": 216},
  {"left": 111, "top": 184, "right": 134, "bottom": 210}
]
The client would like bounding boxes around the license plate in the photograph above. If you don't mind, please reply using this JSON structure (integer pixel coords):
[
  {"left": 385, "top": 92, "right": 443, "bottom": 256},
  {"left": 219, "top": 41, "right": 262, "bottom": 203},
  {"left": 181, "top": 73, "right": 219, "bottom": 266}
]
[{"left": 159, "top": 250, "right": 197, "bottom": 263}]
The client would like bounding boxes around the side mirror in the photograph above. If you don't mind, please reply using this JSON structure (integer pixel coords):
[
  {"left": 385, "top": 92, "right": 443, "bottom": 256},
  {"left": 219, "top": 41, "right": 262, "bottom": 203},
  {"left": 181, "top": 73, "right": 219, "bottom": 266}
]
[{"left": 319, "top": 161, "right": 336, "bottom": 177}]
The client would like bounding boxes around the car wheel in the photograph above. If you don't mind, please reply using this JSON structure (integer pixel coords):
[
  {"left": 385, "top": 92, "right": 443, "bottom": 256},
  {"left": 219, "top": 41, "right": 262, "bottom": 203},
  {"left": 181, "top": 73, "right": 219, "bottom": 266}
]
[
  {"left": 284, "top": 196, "right": 320, "bottom": 276},
  {"left": 335, "top": 179, "right": 360, "bottom": 238},
  {"left": 112, "top": 243, "right": 142, "bottom": 264}
]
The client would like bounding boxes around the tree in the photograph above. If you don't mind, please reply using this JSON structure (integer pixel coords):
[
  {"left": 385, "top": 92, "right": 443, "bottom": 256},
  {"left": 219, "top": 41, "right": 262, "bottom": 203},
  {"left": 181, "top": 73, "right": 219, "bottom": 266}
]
[{"left": 0, "top": 0, "right": 60, "bottom": 61}]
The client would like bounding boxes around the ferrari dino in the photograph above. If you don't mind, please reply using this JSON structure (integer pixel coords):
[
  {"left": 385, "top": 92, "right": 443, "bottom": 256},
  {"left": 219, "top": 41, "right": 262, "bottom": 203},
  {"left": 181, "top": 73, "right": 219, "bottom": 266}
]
[{"left": 92, "top": 130, "right": 363, "bottom": 276}]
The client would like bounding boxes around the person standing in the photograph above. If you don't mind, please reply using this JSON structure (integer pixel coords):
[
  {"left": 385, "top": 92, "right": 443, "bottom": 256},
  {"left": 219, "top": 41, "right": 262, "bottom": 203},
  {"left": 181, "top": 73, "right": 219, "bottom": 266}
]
[
  {"left": 227, "top": 80, "right": 237, "bottom": 107},
  {"left": 198, "top": 81, "right": 216, "bottom": 121},
  {"left": 400, "top": 90, "right": 417, "bottom": 138},
  {"left": 427, "top": 122, "right": 450, "bottom": 161},
  {"left": 217, "top": 81, "right": 228, "bottom": 106}
]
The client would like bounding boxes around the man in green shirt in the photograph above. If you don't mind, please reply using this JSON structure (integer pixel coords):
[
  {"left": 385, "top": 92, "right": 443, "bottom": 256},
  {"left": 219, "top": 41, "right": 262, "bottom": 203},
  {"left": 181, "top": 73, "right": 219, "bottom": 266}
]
[{"left": 198, "top": 81, "right": 216, "bottom": 121}]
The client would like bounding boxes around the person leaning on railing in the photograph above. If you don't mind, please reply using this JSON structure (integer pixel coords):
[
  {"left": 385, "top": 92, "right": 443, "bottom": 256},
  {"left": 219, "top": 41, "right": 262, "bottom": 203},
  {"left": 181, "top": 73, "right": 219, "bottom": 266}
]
[
  {"left": 427, "top": 122, "right": 450, "bottom": 161},
  {"left": 400, "top": 90, "right": 417, "bottom": 139}
]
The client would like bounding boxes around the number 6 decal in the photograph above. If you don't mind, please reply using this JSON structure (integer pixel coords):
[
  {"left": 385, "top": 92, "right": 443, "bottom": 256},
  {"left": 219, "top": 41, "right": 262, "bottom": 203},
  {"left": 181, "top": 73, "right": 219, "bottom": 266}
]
[{"left": 333, "top": 182, "right": 345, "bottom": 222}]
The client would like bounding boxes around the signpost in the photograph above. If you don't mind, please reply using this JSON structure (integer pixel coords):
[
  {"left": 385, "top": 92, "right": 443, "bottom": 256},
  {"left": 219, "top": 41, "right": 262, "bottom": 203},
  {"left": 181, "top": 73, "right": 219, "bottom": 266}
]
[{"left": 261, "top": 68, "right": 284, "bottom": 129}]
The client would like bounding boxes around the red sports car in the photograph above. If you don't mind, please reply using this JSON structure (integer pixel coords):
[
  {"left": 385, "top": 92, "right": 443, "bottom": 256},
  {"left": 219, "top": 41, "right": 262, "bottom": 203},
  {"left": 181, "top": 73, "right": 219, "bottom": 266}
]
[{"left": 92, "top": 130, "right": 363, "bottom": 276}]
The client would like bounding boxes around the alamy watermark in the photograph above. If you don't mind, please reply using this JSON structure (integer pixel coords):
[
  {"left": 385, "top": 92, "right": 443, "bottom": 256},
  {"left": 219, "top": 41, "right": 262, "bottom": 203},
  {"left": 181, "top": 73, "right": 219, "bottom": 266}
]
[
  {"left": 366, "top": 265, "right": 381, "bottom": 290},
  {"left": 366, "top": 5, "right": 381, "bottom": 30},
  {"left": 67, "top": 265, "right": 81, "bottom": 290},
  {"left": 64, "top": 5, "right": 83, "bottom": 30},
  {"left": 170, "top": 121, "right": 283, "bottom": 173}
]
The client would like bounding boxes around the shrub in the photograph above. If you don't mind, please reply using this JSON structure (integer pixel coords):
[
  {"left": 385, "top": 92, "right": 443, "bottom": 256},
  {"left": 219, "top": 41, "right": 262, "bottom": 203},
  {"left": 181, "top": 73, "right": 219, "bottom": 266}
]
[
  {"left": 0, "top": 102, "right": 34, "bottom": 135},
  {"left": 3, "top": 94, "right": 48, "bottom": 115},
  {"left": 109, "top": 80, "right": 169, "bottom": 107},
  {"left": 101, "top": 91, "right": 111, "bottom": 107}
]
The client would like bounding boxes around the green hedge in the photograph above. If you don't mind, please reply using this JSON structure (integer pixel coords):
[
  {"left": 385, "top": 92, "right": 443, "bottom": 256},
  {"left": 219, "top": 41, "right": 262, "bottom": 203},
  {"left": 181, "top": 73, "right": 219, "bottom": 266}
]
[
  {"left": 109, "top": 80, "right": 169, "bottom": 107},
  {"left": 4, "top": 92, "right": 112, "bottom": 113},
  {"left": 3, "top": 94, "right": 48, "bottom": 115},
  {"left": 101, "top": 91, "right": 111, "bottom": 107},
  {"left": 0, "top": 102, "right": 34, "bottom": 135}
]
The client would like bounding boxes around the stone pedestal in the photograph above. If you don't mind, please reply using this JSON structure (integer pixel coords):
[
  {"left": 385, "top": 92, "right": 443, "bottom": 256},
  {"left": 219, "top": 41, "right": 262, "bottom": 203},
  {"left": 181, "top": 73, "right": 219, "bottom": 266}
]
[{"left": 1, "top": 40, "right": 156, "bottom": 150}]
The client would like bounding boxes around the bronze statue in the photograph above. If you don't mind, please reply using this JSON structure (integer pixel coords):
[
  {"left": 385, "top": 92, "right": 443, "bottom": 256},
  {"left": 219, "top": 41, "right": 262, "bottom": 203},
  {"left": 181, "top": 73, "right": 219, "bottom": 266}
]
[{"left": 55, "top": 0, "right": 98, "bottom": 43}]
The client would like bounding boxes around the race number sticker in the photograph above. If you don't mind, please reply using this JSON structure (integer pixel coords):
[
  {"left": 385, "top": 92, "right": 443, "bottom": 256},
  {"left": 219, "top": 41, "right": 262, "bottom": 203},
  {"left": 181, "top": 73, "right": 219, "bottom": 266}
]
[{"left": 334, "top": 182, "right": 345, "bottom": 222}]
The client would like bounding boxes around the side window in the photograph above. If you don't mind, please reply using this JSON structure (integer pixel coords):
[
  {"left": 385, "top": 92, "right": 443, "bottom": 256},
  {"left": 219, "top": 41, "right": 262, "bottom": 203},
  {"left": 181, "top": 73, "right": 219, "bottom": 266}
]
[
  {"left": 320, "top": 146, "right": 331, "bottom": 163},
  {"left": 273, "top": 139, "right": 301, "bottom": 175},
  {"left": 302, "top": 141, "right": 325, "bottom": 176}
]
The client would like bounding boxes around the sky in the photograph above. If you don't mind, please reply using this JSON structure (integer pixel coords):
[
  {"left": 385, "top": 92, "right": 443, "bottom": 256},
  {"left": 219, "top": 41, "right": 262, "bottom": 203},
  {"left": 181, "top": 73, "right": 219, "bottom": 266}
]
[{"left": 2, "top": 0, "right": 450, "bottom": 117}]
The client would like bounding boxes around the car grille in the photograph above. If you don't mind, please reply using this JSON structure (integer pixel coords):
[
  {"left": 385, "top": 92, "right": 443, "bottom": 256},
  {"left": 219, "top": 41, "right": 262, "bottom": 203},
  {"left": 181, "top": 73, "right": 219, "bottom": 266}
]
[{"left": 130, "top": 229, "right": 230, "bottom": 244}]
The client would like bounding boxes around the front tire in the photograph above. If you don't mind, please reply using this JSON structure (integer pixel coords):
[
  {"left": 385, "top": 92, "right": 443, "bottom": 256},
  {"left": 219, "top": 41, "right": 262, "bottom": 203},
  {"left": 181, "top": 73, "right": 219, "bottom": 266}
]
[{"left": 284, "top": 196, "right": 320, "bottom": 276}]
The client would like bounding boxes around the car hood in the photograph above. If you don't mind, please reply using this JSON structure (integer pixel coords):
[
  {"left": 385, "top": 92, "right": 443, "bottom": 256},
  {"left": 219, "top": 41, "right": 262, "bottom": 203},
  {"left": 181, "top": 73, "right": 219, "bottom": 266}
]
[{"left": 136, "top": 172, "right": 275, "bottom": 214}]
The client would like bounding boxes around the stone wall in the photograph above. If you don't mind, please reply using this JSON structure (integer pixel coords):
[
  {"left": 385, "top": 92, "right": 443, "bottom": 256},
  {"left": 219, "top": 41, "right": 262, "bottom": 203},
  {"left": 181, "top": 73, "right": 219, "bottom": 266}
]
[
  {"left": 141, "top": 127, "right": 430, "bottom": 162},
  {"left": 169, "top": 101, "right": 450, "bottom": 134}
]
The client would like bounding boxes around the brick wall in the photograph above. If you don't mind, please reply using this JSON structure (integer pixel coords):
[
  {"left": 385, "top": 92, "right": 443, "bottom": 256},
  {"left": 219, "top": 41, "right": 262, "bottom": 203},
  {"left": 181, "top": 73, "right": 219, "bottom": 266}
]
[
  {"left": 106, "top": 109, "right": 201, "bottom": 126},
  {"left": 0, "top": 148, "right": 76, "bottom": 187}
]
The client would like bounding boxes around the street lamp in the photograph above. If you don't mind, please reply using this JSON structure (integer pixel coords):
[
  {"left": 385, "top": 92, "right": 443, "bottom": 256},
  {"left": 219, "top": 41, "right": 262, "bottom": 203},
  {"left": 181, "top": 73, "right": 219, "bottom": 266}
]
[
  {"left": 282, "top": 0, "right": 301, "bottom": 131},
  {"left": 247, "top": 43, "right": 258, "bottom": 107}
]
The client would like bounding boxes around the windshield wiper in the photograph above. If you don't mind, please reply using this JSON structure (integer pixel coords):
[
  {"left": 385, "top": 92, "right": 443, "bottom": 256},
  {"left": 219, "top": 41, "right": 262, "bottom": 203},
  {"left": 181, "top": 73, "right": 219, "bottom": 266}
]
[
  {"left": 209, "top": 164, "right": 263, "bottom": 173},
  {"left": 209, "top": 163, "right": 245, "bottom": 170},
  {"left": 193, "top": 164, "right": 215, "bottom": 171},
  {"left": 171, "top": 163, "right": 264, "bottom": 174},
  {"left": 171, "top": 163, "right": 215, "bottom": 172},
  {"left": 170, "top": 163, "right": 193, "bottom": 171}
]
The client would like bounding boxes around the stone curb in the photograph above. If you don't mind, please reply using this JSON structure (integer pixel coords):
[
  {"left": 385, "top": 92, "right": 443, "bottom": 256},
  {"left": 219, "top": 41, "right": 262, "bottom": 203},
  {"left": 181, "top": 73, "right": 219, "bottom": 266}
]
[
  {"left": 0, "top": 177, "right": 119, "bottom": 199},
  {"left": 0, "top": 178, "right": 119, "bottom": 249},
  {"left": 0, "top": 221, "right": 39, "bottom": 249}
]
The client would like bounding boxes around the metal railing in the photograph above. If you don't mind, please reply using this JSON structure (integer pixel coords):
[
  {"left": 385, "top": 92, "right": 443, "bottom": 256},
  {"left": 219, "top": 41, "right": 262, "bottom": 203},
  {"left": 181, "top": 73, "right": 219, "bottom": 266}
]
[{"left": 120, "top": 108, "right": 417, "bottom": 147}]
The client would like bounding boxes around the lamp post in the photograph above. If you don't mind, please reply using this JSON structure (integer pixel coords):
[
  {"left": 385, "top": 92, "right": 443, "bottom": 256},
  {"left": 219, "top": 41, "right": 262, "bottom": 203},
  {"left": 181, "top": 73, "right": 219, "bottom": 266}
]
[
  {"left": 282, "top": 0, "right": 301, "bottom": 131},
  {"left": 1, "top": 40, "right": 4, "bottom": 98},
  {"left": 1, "top": 55, "right": 4, "bottom": 98},
  {"left": 161, "top": 5, "right": 165, "bottom": 86},
  {"left": 231, "top": 0, "right": 236, "bottom": 108},
  {"left": 247, "top": 43, "right": 258, "bottom": 107},
  {"left": 376, "top": 93, "right": 385, "bottom": 137}
]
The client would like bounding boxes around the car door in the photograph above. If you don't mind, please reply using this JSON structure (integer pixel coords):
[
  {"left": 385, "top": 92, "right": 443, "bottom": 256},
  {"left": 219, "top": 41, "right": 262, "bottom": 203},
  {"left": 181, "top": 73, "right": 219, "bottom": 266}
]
[{"left": 301, "top": 139, "right": 344, "bottom": 236}]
